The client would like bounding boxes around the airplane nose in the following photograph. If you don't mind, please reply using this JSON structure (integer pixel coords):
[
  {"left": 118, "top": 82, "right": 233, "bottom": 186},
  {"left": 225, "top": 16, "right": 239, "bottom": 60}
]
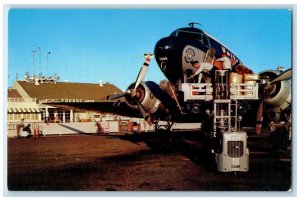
[
  {"left": 154, "top": 38, "right": 172, "bottom": 74},
  {"left": 154, "top": 37, "right": 183, "bottom": 85},
  {"left": 155, "top": 37, "right": 172, "bottom": 51}
]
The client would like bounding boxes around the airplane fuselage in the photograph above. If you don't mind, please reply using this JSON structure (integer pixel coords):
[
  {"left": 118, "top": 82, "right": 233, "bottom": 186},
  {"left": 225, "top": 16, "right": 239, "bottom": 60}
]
[{"left": 154, "top": 26, "right": 241, "bottom": 85}]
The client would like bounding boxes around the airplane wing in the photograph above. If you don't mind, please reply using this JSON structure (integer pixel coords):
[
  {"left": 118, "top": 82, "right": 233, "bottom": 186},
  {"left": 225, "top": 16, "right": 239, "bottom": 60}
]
[{"left": 47, "top": 101, "right": 142, "bottom": 118}]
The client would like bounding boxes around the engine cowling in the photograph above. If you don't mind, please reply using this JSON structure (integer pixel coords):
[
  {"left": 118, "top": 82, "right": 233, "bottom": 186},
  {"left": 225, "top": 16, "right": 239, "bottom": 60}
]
[
  {"left": 124, "top": 81, "right": 177, "bottom": 122},
  {"left": 259, "top": 70, "right": 291, "bottom": 121},
  {"left": 125, "top": 82, "right": 161, "bottom": 115}
]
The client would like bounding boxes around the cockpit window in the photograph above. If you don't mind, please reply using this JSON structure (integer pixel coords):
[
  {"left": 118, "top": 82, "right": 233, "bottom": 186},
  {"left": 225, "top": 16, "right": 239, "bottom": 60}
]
[
  {"left": 177, "top": 30, "right": 203, "bottom": 42},
  {"left": 203, "top": 35, "right": 210, "bottom": 47},
  {"left": 176, "top": 30, "right": 210, "bottom": 48}
]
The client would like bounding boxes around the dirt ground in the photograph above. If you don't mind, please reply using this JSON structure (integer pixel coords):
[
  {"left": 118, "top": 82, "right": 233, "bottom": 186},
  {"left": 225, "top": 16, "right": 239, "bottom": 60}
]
[{"left": 6, "top": 134, "right": 292, "bottom": 192}]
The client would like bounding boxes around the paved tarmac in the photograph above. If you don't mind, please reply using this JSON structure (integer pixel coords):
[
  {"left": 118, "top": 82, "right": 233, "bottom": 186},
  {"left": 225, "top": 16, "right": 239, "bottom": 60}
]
[{"left": 6, "top": 133, "right": 292, "bottom": 193}]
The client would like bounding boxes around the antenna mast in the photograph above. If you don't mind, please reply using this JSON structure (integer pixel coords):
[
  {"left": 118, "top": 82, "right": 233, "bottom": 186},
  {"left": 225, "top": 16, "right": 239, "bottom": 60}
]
[
  {"left": 188, "top": 22, "right": 202, "bottom": 28},
  {"left": 32, "top": 49, "right": 37, "bottom": 76}
]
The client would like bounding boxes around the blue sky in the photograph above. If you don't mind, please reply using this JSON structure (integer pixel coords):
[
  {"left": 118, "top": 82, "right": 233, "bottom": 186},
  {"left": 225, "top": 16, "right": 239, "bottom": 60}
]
[{"left": 8, "top": 9, "right": 292, "bottom": 90}]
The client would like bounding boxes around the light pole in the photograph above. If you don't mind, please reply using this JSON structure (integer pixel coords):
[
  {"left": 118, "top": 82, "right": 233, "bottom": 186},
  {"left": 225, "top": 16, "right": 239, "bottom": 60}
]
[
  {"left": 38, "top": 46, "right": 41, "bottom": 74},
  {"left": 47, "top": 52, "right": 51, "bottom": 75},
  {"left": 32, "top": 49, "right": 37, "bottom": 76}
]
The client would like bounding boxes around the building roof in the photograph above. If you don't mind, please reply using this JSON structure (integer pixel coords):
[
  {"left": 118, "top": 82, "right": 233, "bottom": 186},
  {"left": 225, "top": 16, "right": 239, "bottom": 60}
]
[
  {"left": 17, "top": 81, "right": 124, "bottom": 101},
  {"left": 7, "top": 89, "right": 22, "bottom": 98}
]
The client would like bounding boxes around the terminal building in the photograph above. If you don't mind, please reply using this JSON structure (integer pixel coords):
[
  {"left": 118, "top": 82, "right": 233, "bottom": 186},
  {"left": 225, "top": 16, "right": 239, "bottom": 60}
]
[
  {"left": 7, "top": 78, "right": 154, "bottom": 137},
  {"left": 8, "top": 80, "right": 123, "bottom": 123}
]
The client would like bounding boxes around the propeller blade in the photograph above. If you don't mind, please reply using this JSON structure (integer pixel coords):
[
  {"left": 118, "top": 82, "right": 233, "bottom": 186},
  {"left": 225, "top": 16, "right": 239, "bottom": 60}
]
[
  {"left": 134, "top": 99, "right": 152, "bottom": 125},
  {"left": 270, "top": 69, "right": 291, "bottom": 84},
  {"left": 134, "top": 66, "right": 148, "bottom": 91},
  {"left": 144, "top": 53, "right": 154, "bottom": 58},
  {"left": 133, "top": 55, "right": 152, "bottom": 91},
  {"left": 256, "top": 84, "right": 266, "bottom": 135},
  {"left": 134, "top": 99, "right": 147, "bottom": 118},
  {"left": 106, "top": 93, "right": 125, "bottom": 100},
  {"left": 255, "top": 98, "right": 264, "bottom": 135}
]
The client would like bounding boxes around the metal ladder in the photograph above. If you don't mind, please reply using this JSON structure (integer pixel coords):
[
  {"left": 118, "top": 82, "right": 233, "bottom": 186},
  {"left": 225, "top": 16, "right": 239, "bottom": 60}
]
[{"left": 212, "top": 70, "right": 239, "bottom": 137}]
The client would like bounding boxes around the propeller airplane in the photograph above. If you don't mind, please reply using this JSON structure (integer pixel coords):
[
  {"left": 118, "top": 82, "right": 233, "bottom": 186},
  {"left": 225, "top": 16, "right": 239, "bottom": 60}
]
[{"left": 48, "top": 23, "right": 292, "bottom": 172}]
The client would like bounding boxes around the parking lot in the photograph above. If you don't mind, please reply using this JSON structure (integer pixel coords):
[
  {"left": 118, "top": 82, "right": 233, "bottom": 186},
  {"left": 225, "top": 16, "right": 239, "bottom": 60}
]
[{"left": 6, "top": 134, "right": 292, "bottom": 192}]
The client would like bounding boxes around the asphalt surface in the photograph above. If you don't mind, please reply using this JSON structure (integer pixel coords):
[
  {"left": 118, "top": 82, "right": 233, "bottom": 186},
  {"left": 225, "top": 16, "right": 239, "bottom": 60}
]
[{"left": 6, "top": 133, "right": 292, "bottom": 192}]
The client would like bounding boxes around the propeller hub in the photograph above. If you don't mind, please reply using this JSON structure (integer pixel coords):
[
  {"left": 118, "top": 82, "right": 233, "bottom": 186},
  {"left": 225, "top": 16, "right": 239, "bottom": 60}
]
[
  {"left": 135, "top": 88, "right": 145, "bottom": 101},
  {"left": 126, "top": 89, "right": 132, "bottom": 95}
]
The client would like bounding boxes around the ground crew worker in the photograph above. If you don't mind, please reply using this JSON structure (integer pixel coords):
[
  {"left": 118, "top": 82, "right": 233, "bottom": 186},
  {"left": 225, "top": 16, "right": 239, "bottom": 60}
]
[
  {"left": 216, "top": 53, "right": 232, "bottom": 70},
  {"left": 95, "top": 120, "right": 104, "bottom": 135},
  {"left": 234, "top": 64, "right": 253, "bottom": 75},
  {"left": 129, "top": 119, "right": 133, "bottom": 132},
  {"left": 215, "top": 53, "right": 232, "bottom": 99},
  {"left": 188, "top": 47, "right": 216, "bottom": 83},
  {"left": 188, "top": 61, "right": 214, "bottom": 83},
  {"left": 17, "top": 118, "right": 25, "bottom": 138}
]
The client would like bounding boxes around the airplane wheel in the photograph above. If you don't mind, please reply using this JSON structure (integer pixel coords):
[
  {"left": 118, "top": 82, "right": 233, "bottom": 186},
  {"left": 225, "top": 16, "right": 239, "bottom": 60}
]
[
  {"left": 145, "top": 129, "right": 174, "bottom": 152},
  {"left": 271, "top": 126, "right": 289, "bottom": 152}
]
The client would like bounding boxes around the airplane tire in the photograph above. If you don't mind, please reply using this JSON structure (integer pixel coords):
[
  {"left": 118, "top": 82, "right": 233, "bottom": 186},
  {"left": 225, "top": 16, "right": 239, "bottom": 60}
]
[
  {"left": 271, "top": 126, "right": 289, "bottom": 152},
  {"left": 144, "top": 129, "right": 174, "bottom": 152}
]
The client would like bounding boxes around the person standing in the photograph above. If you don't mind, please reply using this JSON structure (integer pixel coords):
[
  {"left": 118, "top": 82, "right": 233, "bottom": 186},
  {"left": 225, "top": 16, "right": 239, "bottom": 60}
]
[
  {"left": 54, "top": 115, "right": 60, "bottom": 123},
  {"left": 216, "top": 53, "right": 232, "bottom": 70},
  {"left": 188, "top": 47, "right": 216, "bottom": 83},
  {"left": 16, "top": 118, "right": 25, "bottom": 138},
  {"left": 189, "top": 61, "right": 214, "bottom": 83}
]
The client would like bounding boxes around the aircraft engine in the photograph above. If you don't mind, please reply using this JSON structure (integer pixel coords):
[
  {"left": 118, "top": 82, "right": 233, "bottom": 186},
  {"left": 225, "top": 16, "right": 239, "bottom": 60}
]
[
  {"left": 123, "top": 81, "right": 177, "bottom": 122},
  {"left": 125, "top": 82, "right": 162, "bottom": 116},
  {"left": 107, "top": 54, "right": 176, "bottom": 123},
  {"left": 125, "top": 82, "right": 169, "bottom": 118},
  {"left": 259, "top": 70, "right": 291, "bottom": 121}
]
